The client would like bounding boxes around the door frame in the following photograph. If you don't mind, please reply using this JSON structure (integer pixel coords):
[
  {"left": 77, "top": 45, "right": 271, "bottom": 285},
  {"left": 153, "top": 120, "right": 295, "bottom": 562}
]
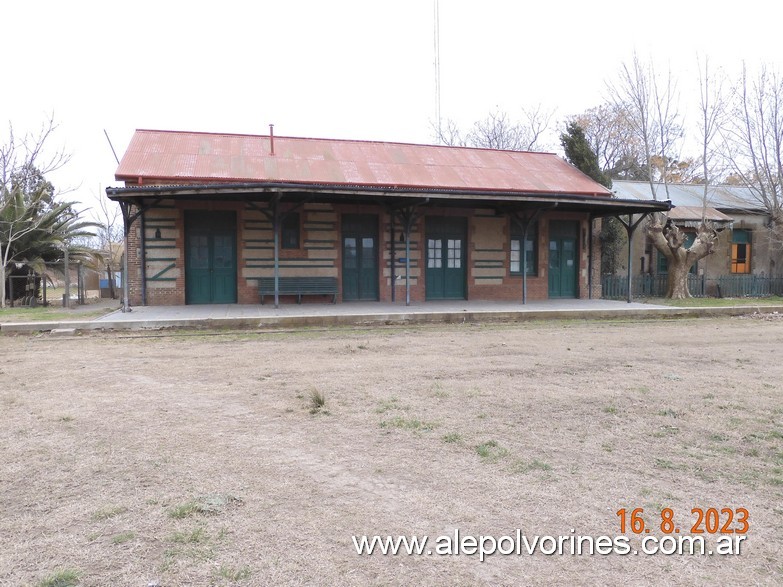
[
  {"left": 425, "top": 216, "right": 468, "bottom": 300},
  {"left": 341, "top": 213, "right": 379, "bottom": 302},
  {"left": 547, "top": 220, "right": 579, "bottom": 299},
  {"left": 184, "top": 210, "right": 238, "bottom": 304}
]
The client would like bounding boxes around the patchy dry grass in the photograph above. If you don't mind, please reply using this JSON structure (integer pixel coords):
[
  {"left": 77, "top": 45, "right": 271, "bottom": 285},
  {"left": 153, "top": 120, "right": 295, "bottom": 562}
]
[
  {"left": 0, "top": 297, "right": 117, "bottom": 323},
  {"left": 380, "top": 416, "right": 438, "bottom": 432},
  {"left": 1, "top": 317, "right": 782, "bottom": 585},
  {"left": 110, "top": 531, "right": 135, "bottom": 545},
  {"left": 650, "top": 295, "right": 783, "bottom": 307},
  {"left": 169, "top": 494, "right": 242, "bottom": 519},
  {"left": 475, "top": 440, "right": 508, "bottom": 463},
  {"left": 37, "top": 569, "right": 80, "bottom": 587},
  {"left": 91, "top": 506, "right": 128, "bottom": 521}
]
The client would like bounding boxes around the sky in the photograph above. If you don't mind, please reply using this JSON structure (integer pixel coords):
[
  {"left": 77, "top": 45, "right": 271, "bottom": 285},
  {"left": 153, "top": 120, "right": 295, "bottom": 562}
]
[{"left": 3, "top": 0, "right": 782, "bottom": 217}]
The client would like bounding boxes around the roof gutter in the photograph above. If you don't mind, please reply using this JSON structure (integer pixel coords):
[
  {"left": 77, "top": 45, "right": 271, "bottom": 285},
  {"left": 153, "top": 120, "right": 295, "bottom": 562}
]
[
  {"left": 105, "top": 181, "right": 669, "bottom": 212},
  {"left": 105, "top": 183, "right": 613, "bottom": 201}
]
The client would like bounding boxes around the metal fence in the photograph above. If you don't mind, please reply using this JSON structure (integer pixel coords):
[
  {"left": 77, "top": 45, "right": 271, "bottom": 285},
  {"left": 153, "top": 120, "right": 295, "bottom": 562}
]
[
  {"left": 602, "top": 274, "right": 711, "bottom": 300},
  {"left": 4, "top": 261, "right": 122, "bottom": 308},
  {"left": 4, "top": 266, "right": 87, "bottom": 308},
  {"left": 715, "top": 274, "right": 783, "bottom": 297},
  {"left": 602, "top": 273, "right": 783, "bottom": 300}
]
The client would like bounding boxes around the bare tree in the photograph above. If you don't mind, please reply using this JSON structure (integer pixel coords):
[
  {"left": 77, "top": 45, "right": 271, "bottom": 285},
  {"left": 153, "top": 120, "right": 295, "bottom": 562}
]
[
  {"left": 571, "top": 102, "right": 647, "bottom": 179},
  {"left": 723, "top": 63, "right": 783, "bottom": 246},
  {"left": 468, "top": 109, "right": 525, "bottom": 150},
  {"left": 0, "top": 116, "right": 70, "bottom": 190},
  {"left": 608, "top": 53, "right": 718, "bottom": 298},
  {"left": 646, "top": 58, "right": 725, "bottom": 298},
  {"left": 696, "top": 56, "right": 728, "bottom": 213},
  {"left": 573, "top": 101, "right": 703, "bottom": 184},
  {"left": 516, "top": 104, "right": 556, "bottom": 151},
  {"left": 651, "top": 61, "right": 684, "bottom": 199},
  {"left": 0, "top": 118, "right": 97, "bottom": 307},
  {"left": 608, "top": 53, "right": 659, "bottom": 197},
  {"left": 433, "top": 118, "right": 468, "bottom": 147},
  {"left": 434, "top": 105, "right": 555, "bottom": 151},
  {"left": 648, "top": 155, "right": 705, "bottom": 184}
]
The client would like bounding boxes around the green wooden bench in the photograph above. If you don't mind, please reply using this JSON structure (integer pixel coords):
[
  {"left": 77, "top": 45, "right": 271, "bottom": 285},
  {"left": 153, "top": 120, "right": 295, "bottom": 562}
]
[{"left": 258, "top": 276, "right": 338, "bottom": 304}]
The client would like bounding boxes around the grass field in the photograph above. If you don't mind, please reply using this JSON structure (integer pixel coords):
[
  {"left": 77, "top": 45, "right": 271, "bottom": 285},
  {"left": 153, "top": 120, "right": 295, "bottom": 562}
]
[{"left": 1, "top": 316, "right": 781, "bottom": 586}]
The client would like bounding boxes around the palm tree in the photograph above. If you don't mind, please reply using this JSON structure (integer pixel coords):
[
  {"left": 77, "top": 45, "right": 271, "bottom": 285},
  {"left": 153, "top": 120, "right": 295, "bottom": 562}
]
[{"left": 1, "top": 178, "right": 98, "bottom": 308}]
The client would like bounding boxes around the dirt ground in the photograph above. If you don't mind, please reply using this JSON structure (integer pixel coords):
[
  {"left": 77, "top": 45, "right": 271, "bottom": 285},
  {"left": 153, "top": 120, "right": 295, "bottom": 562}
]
[{"left": 1, "top": 316, "right": 782, "bottom": 586}]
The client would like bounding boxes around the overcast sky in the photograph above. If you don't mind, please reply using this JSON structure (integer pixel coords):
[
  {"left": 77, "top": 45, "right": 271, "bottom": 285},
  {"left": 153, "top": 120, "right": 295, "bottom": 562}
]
[{"left": 3, "top": 0, "right": 782, "bottom": 213}]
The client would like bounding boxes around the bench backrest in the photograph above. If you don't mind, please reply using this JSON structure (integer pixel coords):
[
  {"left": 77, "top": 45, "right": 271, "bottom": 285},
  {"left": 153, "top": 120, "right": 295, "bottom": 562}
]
[{"left": 258, "top": 277, "right": 338, "bottom": 292}]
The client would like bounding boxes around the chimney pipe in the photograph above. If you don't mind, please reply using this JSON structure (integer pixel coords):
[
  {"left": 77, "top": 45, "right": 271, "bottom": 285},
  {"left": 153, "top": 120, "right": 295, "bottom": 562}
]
[{"left": 269, "top": 124, "right": 275, "bottom": 156}]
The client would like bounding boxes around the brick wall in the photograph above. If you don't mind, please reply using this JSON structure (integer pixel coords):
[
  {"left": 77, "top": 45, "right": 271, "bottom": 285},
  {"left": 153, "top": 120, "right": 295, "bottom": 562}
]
[{"left": 125, "top": 197, "right": 595, "bottom": 305}]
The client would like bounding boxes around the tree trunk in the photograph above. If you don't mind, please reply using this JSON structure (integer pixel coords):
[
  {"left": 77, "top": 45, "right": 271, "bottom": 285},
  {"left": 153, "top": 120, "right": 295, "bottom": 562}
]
[
  {"left": 666, "top": 257, "right": 691, "bottom": 299},
  {"left": 648, "top": 215, "right": 716, "bottom": 300},
  {"left": 107, "top": 264, "right": 115, "bottom": 299},
  {"left": 0, "top": 264, "right": 6, "bottom": 309}
]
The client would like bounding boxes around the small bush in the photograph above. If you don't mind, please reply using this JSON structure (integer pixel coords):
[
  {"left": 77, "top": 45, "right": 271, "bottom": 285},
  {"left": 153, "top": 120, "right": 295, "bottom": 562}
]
[{"left": 309, "top": 389, "right": 327, "bottom": 414}]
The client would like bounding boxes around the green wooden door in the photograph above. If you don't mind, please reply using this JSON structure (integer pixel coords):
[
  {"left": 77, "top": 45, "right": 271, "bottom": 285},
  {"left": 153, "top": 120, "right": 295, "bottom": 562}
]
[
  {"left": 425, "top": 217, "right": 467, "bottom": 300},
  {"left": 186, "top": 231, "right": 211, "bottom": 303},
  {"left": 548, "top": 221, "right": 578, "bottom": 298},
  {"left": 342, "top": 214, "right": 378, "bottom": 301},
  {"left": 185, "top": 211, "right": 237, "bottom": 304}
]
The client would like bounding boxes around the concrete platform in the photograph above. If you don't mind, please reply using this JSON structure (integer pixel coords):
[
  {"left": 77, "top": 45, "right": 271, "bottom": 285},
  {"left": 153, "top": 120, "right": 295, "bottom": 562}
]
[{"left": 2, "top": 299, "right": 781, "bottom": 334}]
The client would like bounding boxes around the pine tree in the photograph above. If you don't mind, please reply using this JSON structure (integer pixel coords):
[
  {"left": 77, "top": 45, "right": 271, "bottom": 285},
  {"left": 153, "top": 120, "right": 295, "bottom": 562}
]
[
  {"left": 559, "top": 122, "right": 612, "bottom": 189},
  {"left": 560, "top": 122, "right": 622, "bottom": 274}
]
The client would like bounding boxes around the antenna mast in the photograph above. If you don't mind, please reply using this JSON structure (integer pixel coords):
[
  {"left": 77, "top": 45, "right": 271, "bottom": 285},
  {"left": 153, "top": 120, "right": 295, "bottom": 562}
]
[
  {"left": 103, "top": 129, "right": 120, "bottom": 165},
  {"left": 434, "top": 0, "right": 442, "bottom": 141}
]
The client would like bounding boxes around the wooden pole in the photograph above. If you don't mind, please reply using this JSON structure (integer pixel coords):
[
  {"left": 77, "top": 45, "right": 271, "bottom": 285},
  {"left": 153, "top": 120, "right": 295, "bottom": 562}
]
[
  {"left": 405, "top": 228, "right": 411, "bottom": 307},
  {"left": 588, "top": 216, "right": 594, "bottom": 300},
  {"left": 273, "top": 196, "right": 280, "bottom": 309},
  {"left": 626, "top": 219, "right": 633, "bottom": 303},
  {"left": 63, "top": 246, "right": 70, "bottom": 308}
]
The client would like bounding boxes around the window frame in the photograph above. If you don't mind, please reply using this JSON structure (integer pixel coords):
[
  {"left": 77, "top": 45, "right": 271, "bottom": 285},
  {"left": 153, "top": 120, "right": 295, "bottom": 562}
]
[
  {"left": 281, "top": 212, "right": 300, "bottom": 250},
  {"left": 427, "top": 238, "right": 443, "bottom": 269},
  {"left": 509, "top": 221, "right": 538, "bottom": 277},
  {"left": 731, "top": 229, "right": 751, "bottom": 274}
]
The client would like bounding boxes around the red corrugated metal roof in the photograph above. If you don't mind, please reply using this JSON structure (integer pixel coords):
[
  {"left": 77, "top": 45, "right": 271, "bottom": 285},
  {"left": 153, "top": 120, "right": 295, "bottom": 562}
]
[{"left": 115, "top": 129, "right": 611, "bottom": 196}]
